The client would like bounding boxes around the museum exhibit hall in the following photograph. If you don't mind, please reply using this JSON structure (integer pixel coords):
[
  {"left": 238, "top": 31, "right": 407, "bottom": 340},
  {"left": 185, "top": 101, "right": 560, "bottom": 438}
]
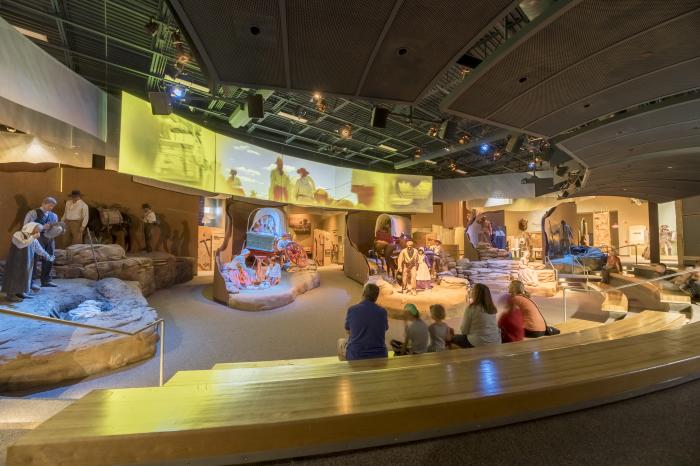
[{"left": 1, "top": 0, "right": 700, "bottom": 465}]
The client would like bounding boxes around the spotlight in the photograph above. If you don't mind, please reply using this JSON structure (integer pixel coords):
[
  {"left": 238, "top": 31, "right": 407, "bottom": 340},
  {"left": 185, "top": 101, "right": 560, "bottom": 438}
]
[
  {"left": 175, "top": 44, "right": 191, "bottom": 65},
  {"left": 427, "top": 126, "right": 439, "bottom": 138},
  {"left": 479, "top": 143, "right": 490, "bottom": 154},
  {"left": 311, "top": 93, "right": 327, "bottom": 112},
  {"left": 492, "top": 150, "right": 502, "bottom": 161},
  {"left": 144, "top": 19, "right": 158, "bottom": 36},
  {"left": 338, "top": 124, "right": 352, "bottom": 139},
  {"left": 169, "top": 85, "right": 187, "bottom": 99},
  {"left": 458, "top": 133, "right": 470, "bottom": 144},
  {"left": 448, "top": 161, "right": 457, "bottom": 171},
  {"left": 414, "top": 148, "right": 422, "bottom": 159}
]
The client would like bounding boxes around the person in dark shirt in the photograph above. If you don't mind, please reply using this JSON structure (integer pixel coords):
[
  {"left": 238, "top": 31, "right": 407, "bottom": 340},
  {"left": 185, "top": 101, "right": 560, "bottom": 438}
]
[{"left": 344, "top": 283, "right": 389, "bottom": 360}]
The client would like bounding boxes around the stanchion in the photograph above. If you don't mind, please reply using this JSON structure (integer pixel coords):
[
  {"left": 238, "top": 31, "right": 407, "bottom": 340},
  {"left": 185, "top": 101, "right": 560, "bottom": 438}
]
[
  {"left": 159, "top": 320, "right": 165, "bottom": 387},
  {"left": 562, "top": 286, "right": 568, "bottom": 323}
]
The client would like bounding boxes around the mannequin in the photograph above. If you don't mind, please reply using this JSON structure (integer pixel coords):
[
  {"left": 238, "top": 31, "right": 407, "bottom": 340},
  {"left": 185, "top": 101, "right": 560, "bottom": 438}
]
[{"left": 397, "top": 240, "right": 419, "bottom": 295}]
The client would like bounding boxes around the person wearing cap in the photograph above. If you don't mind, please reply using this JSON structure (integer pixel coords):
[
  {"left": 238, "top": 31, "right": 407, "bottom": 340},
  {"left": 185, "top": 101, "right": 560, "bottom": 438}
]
[
  {"left": 2, "top": 222, "right": 54, "bottom": 302},
  {"left": 343, "top": 283, "right": 389, "bottom": 361},
  {"left": 24, "top": 197, "right": 59, "bottom": 288},
  {"left": 391, "top": 303, "right": 429, "bottom": 355},
  {"left": 142, "top": 204, "right": 158, "bottom": 253},
  {"left": 292, "top": 167, "right": 316, "bottom": 204},
  {"left": 62, "top": 190, "right": 89, "bottom": 246}
]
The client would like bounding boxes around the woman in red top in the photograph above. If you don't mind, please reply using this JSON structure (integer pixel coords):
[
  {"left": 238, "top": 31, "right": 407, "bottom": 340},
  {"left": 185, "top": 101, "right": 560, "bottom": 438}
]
[
  {"left": 504, "top": 280, "right": 547, "bottom": 339},
  {"left": 498, "top": 302, "right": 524, "bottom": 343}
]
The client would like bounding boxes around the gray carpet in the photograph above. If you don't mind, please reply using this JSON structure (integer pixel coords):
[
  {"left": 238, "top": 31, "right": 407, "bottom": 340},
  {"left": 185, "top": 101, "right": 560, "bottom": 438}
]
[{"left": 264, "top": 378, "right": 700, "bottom": 466}]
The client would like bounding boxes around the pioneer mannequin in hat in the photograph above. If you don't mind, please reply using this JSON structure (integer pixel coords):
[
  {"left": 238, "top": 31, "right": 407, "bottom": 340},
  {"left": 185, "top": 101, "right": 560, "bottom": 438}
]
[
  {"left": 23, "top": 197, "right": 60, "bottom": 288},
  {"left": 62, "top": 189, "right": 89, "bottom": 246}
]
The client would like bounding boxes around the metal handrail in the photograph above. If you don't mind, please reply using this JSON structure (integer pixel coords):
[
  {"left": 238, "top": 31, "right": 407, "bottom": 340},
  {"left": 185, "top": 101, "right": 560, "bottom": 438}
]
[
  {"left": 602, "top": 244, "right": 639, "bottom": 264},
  {"left": 543, "top": 255, "right": 559, "bottom": 283},
  {"left": 571, "top": 255, "right": 590, "bottom": 289},
  {"left": 0, "top": 308, "right": 166, "bottom": 386},
  {"left": 603, "top": 268, "right": 700, "bottom": 292}
]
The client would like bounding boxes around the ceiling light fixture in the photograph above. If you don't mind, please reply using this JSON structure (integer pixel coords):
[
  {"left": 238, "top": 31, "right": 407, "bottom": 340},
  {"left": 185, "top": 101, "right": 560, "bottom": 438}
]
[
  {"left": 425, "top": 159, "right": 437, "bottom": 165},
  {"left": 479, "top": 143, "right": 490, "bottom": 154},
  {"left": 378, "top": 144, "right": 397, "bottom": 152},
  {"left": 13, "top": 25, "right": 48, "bottom": 42},
  {"left": 427, "top": 126, "right": 438, "bottom": 137},
  {"left": 414, "top": 148, "right": 422, "bottom": 159},
  {"left": 338, "top": 124, "right": 352, "bottom": 139},
  {"left": 455, "top": 169, "right": 467, "bottom": 175},
  {"left": 458, "top": 133, "right": 470, "bottom": 144},
  {"left": 278, "top": 111, "right": 308, "bottom": 124}
]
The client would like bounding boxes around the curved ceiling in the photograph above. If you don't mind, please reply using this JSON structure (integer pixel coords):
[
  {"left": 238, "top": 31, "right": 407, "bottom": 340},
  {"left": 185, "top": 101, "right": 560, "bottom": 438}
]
[
  {"left": 168, "top": 0, "right": 517, "bottom": 103},
  {"left": 439, "top": 0, "right": 700, "bottom": 201}
]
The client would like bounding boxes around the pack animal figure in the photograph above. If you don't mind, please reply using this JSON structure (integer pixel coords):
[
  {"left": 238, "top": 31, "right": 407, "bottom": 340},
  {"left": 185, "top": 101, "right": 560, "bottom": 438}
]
[
  {"left": 86, "top": 205, "right": 132, "bottom": 251},
  {"left": 372, "top": 238, "right": 400, "bottom": 281}
]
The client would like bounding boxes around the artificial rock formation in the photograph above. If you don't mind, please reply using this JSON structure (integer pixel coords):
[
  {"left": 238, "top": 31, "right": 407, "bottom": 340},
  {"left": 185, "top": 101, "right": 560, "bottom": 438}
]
[
  {"left": 226, "top": 270, "right": 321, "bottom": 311},
  {"left": 370, "top": 275, "right": 469, "bottom": 320},
  {"left": 456, "top": 258, "right": 557, "bottom": 297},
  {"left": 0, "top": 278, "right": 158, "bottom": 392},
  {"left": 53, "top": 244, "right": 193, "bottom": 296}
]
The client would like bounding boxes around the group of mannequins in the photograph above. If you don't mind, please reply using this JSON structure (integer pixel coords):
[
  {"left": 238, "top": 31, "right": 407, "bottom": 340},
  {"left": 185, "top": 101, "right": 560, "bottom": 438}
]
[{"left": 393, "top": 239, "right": 444, "bottom": 295}]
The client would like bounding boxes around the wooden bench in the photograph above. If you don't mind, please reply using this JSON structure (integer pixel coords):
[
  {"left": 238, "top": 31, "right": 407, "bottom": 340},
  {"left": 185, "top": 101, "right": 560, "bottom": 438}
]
[
  {"left": 552, "top": 318, "right": 604, "bottom": 333},
  {"left": 610, "top": 273, "right": 669, "bottom": 312},
  {"left": 9, "top": 321, "right": 700, "bottom": 466},
  {"left": 165, "top": 311, "right": 684, "bottom": 388}
]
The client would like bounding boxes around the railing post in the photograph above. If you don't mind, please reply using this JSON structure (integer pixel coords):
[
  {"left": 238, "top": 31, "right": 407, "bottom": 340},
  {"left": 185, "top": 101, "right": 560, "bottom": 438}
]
[
  {"left": 159, "top": 320, "right": 165, "bottom": 387},
  {"left": 562, "top": 286, "right": 567, "bottom": 323}
]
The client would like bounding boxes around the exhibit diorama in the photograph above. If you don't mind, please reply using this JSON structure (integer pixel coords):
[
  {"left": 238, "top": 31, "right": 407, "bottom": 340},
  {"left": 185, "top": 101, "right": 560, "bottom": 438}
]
[{"left": 0, "top": 1, "right": 699, "bottom": 465}]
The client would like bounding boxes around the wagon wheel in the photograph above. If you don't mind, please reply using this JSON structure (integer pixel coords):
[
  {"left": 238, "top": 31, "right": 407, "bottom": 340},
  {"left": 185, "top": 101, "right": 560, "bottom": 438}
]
[{"left": 285, "top": 242, "right": 308, "bottom": 267}]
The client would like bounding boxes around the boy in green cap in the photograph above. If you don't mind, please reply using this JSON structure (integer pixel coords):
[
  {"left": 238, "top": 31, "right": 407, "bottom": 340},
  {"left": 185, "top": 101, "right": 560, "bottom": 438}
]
[{"left": 390, "top": 303, "right": 429, "bottom": 355}]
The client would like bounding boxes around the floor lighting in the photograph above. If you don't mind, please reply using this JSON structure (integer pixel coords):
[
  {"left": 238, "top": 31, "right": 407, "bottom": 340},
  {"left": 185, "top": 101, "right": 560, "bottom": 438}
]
[{"left": 278, "top": 111, "right": 308, "bottom": 124}]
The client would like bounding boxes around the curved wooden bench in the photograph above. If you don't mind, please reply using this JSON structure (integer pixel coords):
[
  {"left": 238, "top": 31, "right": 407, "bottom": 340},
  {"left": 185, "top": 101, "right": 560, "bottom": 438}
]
[
  {"left": 9, "top": 322, "right": 700, "bottom": 466},
  {"left": 589, "top": 282, "right": 629, "bottom": 320},
  {"left": 167, "top": 311, "right": 684, "bottom": 387},
  {"left": 610, "top": 273, "right": 669, "bottom": 312}
]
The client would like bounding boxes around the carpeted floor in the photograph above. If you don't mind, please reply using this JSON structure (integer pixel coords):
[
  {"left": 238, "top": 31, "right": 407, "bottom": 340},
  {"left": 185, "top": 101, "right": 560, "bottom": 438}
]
[
  {"left": 263, "top": 377, "right": 700, "bottom": 466},
  {"left": 19, "top": 265, "right": 601, "bottom": 399}
]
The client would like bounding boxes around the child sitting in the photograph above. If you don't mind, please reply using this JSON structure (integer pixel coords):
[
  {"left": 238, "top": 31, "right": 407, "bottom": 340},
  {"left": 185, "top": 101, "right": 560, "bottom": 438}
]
[
  {"left": 266, "top": 256, "right": 282, "bottom": 286},
  {"left": 391, "top": 303, "right": 429, "bottom": 355},
  {"left": 427, "top": 304, "right": 453, "bottom": 352}
]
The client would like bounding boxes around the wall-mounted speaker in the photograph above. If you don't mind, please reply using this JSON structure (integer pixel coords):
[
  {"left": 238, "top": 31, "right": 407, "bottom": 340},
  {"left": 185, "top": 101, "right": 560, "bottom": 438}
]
[
  {"left": 505, "top": 133, "right": 525, "bottom": 153},
  {"left": 247, "top": 94, "right": 264, "bottom": 119},
  {"left": 370, "top": 107, "right": 389, "bottom": 128},
  {"left": 92, "top": 154, "right": 106, "bottom": 170},
  {"left": 438, "top": 120, "right": 458, "bottom": 140},
  {"left": 148, "top": 91, "right": 172, "bottom": 115}
]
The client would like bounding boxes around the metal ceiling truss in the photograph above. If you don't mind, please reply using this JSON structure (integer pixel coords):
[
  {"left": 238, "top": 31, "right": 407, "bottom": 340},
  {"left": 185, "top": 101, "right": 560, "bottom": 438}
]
[{"left": 0, "top": 0, "right": 535, "bottom": 178}]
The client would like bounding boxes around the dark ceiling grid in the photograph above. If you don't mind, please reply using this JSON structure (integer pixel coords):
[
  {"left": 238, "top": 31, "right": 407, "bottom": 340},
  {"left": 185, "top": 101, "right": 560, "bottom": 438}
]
[{"left": 0, "top": 0, "right": 536, "bottom": 178}]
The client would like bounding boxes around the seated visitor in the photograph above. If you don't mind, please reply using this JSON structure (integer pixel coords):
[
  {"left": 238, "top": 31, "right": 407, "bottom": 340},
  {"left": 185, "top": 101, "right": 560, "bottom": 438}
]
[
  {"left": 391, "top": 304, "right": 429, "bottom": 355},
  {"left": 343, "top": 283, "right": 388, "bottom": 361},
  {"left": 416, "top": 247, "right": 432, "bottom": 290},
  {"left": 266, "top": 256, "right": 282, "bottom": 286},
  {"left": 427, "top": 304, "right": 452, "bottom": 352},
  {"left": 508, "top": 280, "right": 547, "bottom": 338},
  {"left": 2, "top": 222, "right": 54, "bottom": 302},
  {"left": 654, "top": 263, "right": 677, "bottom": 290},
  {"left": 453, "top": 283, "right": 501, "bottom": 348},
  {"left": 601, "top": 252, "right": 622, "bottom": 284},
  {"left": 498, "top": 300, "right": 525, "bottom": 343}
]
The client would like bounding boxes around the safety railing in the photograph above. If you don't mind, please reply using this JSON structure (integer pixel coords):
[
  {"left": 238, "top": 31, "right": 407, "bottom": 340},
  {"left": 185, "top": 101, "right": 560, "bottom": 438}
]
[
  {"left": 544, "top": 255, "right": 559, "bottom": 283},
  {"left": 601, "top": 244, "right": 640, "bottom": 264},
  {"left": 560, "top": 267, "right": 699, "bottom": 322},
  {"left": 0, "top": 307, "right": 165, "bottom": 386}
]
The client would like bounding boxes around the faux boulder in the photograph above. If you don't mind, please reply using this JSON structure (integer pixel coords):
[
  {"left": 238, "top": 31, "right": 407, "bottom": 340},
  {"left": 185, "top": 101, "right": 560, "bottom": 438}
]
[
  {"left": 52, "top": 245, "right": 194, "bottom": 296},
  {"left": 0, "top": 278, "right": 158, "bottom": 392},
  {"left": 458, "top": 259, "right": 557, "bottom": 296}
]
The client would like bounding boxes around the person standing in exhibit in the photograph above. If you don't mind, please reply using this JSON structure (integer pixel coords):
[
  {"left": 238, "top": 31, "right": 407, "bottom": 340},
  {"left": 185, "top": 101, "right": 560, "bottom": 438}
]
[
  {"left": 660, "top": 225, "right": 673, "bottom": 256},
  {"left": 397, "top": 240, "right": 419, "bottom": 295},
  {"left": 268, "top": 157, "right": 291, "bottom": 202},
  {"left": 559, "top": 220, "right": 574, "bottom": 255},
  {"left": 61, "top": 190, "right": 89, "bottom": 246},
  {"left": 24, "top": 197, "right": 59, "bottom": 288},
  {"left": 343, "top": 283, "right": 389, "bottom": 361},
  {"left": 142, "top": 203, "right": 158, "bottom": 253},
  {"left": 3, "top": 222, "right": 54, "bottom": 302},
  {"left": 292, "top": 167, "right": 316, "bottom": 204},
  {"left": 226, "top": 169, "right": 245, "bottom": 197},
  {"left": 477, "top": 216, "right": 492, "bottom": 244},
  {"left": 429, "top": 239, "right": 443, "bottom": 277}
]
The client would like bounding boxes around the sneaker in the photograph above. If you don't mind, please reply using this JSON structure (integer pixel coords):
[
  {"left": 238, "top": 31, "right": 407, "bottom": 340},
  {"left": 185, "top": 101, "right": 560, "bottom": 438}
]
[
  {"left": 16, "top": 293, "right": 33, "bottom": 299},
  {"left": 41, "top": 282, "right": 58, "bottom": 288},
  {"left": 31, "top": 285, "right": 41, "bottom": 292}
]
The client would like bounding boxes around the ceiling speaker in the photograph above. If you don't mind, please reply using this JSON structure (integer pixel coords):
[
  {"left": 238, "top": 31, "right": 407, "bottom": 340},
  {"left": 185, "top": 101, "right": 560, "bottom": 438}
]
[
  {"left": 505, "top": 133, "right": 524, "bottom": 153},
  {"left": 148, "top": 92, "right": 172, "bottom": 115},
  {"left": 438, "top": 120, "right": 458, "bottom": 140},
  {"left": 247, "top": 94, "right": 264, "bottom": 119},
  {"left": 370, "top": 107, "right": 389, "bottom": 128}
]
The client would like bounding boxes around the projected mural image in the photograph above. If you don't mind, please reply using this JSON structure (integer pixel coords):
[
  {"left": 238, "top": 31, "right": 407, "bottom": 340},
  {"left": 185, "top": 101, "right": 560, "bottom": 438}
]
[
  {"left": 119, "top": 92, "right": 215, "bottom": 191},
  {"left": 120, "top": 92, "right": 432, "bottom": 212}
]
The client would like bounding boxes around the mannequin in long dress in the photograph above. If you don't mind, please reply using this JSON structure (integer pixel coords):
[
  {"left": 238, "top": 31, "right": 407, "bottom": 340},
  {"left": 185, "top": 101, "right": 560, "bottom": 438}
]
[{"left": 416, "top": 248, "right": 432, "bottom": 290}]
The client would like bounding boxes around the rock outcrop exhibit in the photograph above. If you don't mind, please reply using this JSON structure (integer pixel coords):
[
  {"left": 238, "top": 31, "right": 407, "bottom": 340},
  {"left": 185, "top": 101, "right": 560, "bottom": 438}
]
[
  {"left": 455, "top": 258, "right": 557, "bottom": 297},
  {"left": 226, "top": 270, "right": 321, "bottom": 311},
  {"left": 53, "top": 245, "right": 194, "bottom": 296},
  {"left": 0, "top": 278, "right": 158, "bottom": 392}
]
